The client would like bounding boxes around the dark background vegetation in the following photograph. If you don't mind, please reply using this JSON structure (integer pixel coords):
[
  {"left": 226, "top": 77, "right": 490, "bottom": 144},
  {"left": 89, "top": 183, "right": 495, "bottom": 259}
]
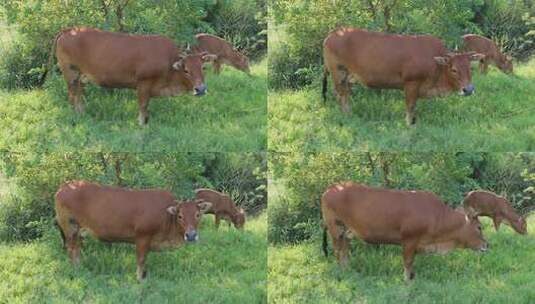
[
  {"left": 0, "top": 152, "right": 267, "bottom": 242},
  {"left": 269, "top": 0, "right": 535, "bottom": 89},
  {"left": 0, "top": 0, "right": 267, "bottom": 89},
  {"left": 269, "top": 152, "right": 535, "bottom": 244}
]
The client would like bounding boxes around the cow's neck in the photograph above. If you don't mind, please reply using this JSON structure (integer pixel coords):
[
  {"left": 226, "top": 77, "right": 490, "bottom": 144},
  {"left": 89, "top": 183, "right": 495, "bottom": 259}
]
[{"left": 432, "top": 206, "right": 466, "bottom": 242}]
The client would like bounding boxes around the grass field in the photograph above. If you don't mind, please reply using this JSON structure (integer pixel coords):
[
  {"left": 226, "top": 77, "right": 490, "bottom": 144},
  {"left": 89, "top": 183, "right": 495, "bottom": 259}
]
[
  {"left": 269, "top": 59, "right": 535, "bottom": 152},
  {"left": 268, "top": 215, "right": 535, "bottom": 304},
  {"left": 0, "top": 59, "right": 266, "bottom": 152},
  {"left": 0, "top": 213, "right": 266, "bottom": 303}
]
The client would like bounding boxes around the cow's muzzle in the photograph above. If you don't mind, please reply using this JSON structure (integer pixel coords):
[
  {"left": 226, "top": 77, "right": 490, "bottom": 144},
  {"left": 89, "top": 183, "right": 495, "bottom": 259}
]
[
  {"left": 185, "top": 230, "right": 198, "bottom": 242},
  {"left": 194, "top": 84, "right": 207, "bottom": 96},
  {"left": 462, "top": 84, "right": 475, "bottom": 96},
  {"left": 479, "top": 242, "right": 489, "bottom": 252}
]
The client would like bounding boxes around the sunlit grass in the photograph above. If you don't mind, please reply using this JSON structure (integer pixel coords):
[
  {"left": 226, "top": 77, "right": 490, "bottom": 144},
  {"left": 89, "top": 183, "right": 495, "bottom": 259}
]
[
  {"left": 268, "top": 215, "right": 535, "bottom": 304},
  {"left": 269, "top": 59, "right": 535, "bottom": 152},
  {"left": 0, "top": 213, "right": 267, "bottom": 303},
  {"left": 0, "top": 58, "right": 267, "bottom": 152}
]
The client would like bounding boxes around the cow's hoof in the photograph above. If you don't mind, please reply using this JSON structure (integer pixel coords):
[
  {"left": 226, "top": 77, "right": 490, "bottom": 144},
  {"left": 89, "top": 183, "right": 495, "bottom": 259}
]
[
  {"left": 138, "top": 115, "right": 149, "bottom": 126},
  {"left": 404, "top": 271, "right": 415, "bottom": 282},
  {"left": 137, "top": 270, "right": 147, "bottom": 282},
  {"left": 405, "top": 116, "right": 416, "bottom": 126}
]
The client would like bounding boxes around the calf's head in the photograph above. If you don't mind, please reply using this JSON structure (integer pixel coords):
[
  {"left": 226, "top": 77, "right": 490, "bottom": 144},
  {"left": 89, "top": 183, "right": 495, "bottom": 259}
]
[
  {"left": 458, "top": 215, "right": 488, "bottom": 252},
  {"left": 172, "top": 52, "right": 217, "bottom": 96},
  {"left": 167, "top": 200, "right": 212, "bottom": 242},
  {"left": 230, "top": 50, "right": 250, "bottom": 74},
  {"left": 232, "top": 207, "right": 246, "bottom": 229},
  {"left": 510, "top": 216, "right": 527, "bottom": 235},
  {"left": 497, "top": 55, "right": 513, "bottom": 74},
  {"left": 434, "top": 52, "right": 485, "bottom": 96}
]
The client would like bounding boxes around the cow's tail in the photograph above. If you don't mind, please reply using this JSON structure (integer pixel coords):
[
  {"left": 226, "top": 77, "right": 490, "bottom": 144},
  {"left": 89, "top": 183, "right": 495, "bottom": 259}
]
[
  {"left": 39, "top": 29, "right": 66, "bottom": 85},
  {"left": 54, "top": 219, "right": 66, "bottom": 249},
  {"left": 322, "top": 223, "right": 329, "bottom": 257},
  {"left": 322, "top": 66, "right": 329, "bottom": 104}
]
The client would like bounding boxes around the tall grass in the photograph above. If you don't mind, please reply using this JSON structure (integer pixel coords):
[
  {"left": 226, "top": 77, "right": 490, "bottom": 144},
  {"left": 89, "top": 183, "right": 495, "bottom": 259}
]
[
  {"left": 268, "top": 215, "right": 535, "bottom": 304},
  {"left": 0, "top": 213, "right": 267, "bottom": 303},
  {"left": 0, "top": 59, "right": 267, "bottom": 152},
  {"left": 269, "top": 59, "right": 535, "bottom": 152}
]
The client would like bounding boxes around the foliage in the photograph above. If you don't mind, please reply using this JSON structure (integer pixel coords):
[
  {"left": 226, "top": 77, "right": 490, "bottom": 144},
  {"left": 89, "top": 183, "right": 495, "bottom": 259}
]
[
  {"left": 0, "top": 59, "right": 267, "bottom": 152},
  {"left": 0, "top": 152, "right": 267, "bottom": 242},
  {"left": 0, "top": 0, "right": 267, "bottom": 89},
  {"left": 0, "top": 214, "right": 267, "bottom": 303},
  {"left": 269, "top": 0, "right": 534, "bottom": 89},
  {"left": 268, "top": 152, "right": 535, "bottom": 244},
  {"left": 269, "top": 59, "right": 535, "bottom": 152},
  {"left": 269, "top": 216, "right": 535, "bottom": 303}
]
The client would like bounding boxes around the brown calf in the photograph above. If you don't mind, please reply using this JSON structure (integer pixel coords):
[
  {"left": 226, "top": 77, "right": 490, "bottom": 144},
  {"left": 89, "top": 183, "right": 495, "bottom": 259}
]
[
  {"left": 49, "top": 28, "right": 216, "bottom": 125},
  {"left": 194, "top": 188, "right": 245, "bottom": 229},
  {"left": 194, "top": 34, "right": 250, "bottom": 74},
  {"left": 54, "top": 180, "right": 212, "bottom": 281},
  {"left": 321, "top": 182, "right": 488, "bottom": 281},
  {"left": 322, "top": 28, "right": 484, "bottom": 125},
  {"left": 463, "top": 190, "right": 527, "bottom": 234},
  {"left": 462, "top": 34, "right": 513, "bottom": 74}
]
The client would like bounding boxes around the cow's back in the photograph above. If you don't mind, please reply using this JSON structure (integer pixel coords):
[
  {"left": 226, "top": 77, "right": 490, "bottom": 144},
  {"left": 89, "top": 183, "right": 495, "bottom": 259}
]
[
  {"left": 56, "top": 28, "right": 180, "bottom": 87},
  {"left": 55, "top": 181, "right": 176, "bottom": 240},
  {"left": 195, "top": 34, "right": 233, "bottom": 57},
  {"left": 323, "top": 28, "right": 447, "bottom": 88},
  {"left": 195, "top": 188, "right": 228, "bottom": 213},
  {"left": 462, "top": 34, "right": 496, "bottom": 56}
]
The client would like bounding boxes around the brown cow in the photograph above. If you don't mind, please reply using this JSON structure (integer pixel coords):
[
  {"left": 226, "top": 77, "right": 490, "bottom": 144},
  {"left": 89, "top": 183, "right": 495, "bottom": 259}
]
[
  {"left": 194, "top": 188, "right": 245, "bottom": 229},
  {"left": 49, "top": 28, "right": 217, "bottom": 125},
  {"left": 322, "top": 28, "right": 485, "bottom": 125},
  {"left": 321, "top": 182, "right": 488, "bottom": 281},
  {"left": 193, "top": 34, "right": 250, "bottom": 74},
  {"left": 463, "top": 190, "right": 527, "bottom": 234},
  {"left": 462, "top": 34, "right": 513, "bottom": 74},
  {"left": 54, "top": 180, "right": 212, "bottom": 281}
]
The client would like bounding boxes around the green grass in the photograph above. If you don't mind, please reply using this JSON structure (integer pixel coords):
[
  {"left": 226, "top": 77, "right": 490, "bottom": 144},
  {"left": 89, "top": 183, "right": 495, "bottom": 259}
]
[
  {"left": 0, "top": 59, "right": 266, "bottom": 152},
  {"left": 0, "top": 213, "right": 267, "bottom": 303},
  {"left": 269, "top": 60, "right": 535, "bottom": 152},
  {"left": 268, "top": 216, "right": 535, "bottom": 304}
]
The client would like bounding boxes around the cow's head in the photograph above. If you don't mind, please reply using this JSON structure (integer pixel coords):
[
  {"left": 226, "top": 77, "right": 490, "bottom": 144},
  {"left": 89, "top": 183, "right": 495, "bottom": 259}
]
[
  {"left": 230, "top": 50, "right": 251, "bottom": 74},
  {"left": 167, "top": 199, "right": 212, "bottom": 242},
  {"left": 232, "top": 207, "right": 246, "bottom": 229},
  {"left": 458, "top": 215, "right": 488, "bottom": 252},
  {"left": 497, "top": 54, "right": 513, "bottom": 74},
  {"left": 172, "top": 52, "right": 217, "bottom": 96},
  {"left": 434, "top": 52, "right": 485, "bottom": 96},
  {"left": 511, "top": 215, "right": 528, "bottom": 235}
]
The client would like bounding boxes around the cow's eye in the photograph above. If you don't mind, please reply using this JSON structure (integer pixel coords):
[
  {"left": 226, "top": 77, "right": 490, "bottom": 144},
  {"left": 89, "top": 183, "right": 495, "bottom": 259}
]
[
  {"left": 178, "top": 214, "right": 183, "bottom": 220},
  {"left": 451, "top": 68, "right": 458, "bottom": 74},
  {"left": 184, "top": 69, "right": 190, "bottom": 75},
  {"left": 195, "top": 212, "right": 200, "bottom": 219}
]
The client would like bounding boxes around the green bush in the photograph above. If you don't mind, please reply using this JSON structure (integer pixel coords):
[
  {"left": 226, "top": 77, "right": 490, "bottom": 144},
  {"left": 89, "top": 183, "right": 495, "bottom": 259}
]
[
  {"left": 0, "top": 152, "right": 267, "bottom": 242},
  {"left": 268, "top": 152, "right": 535, "bottom": 244}
]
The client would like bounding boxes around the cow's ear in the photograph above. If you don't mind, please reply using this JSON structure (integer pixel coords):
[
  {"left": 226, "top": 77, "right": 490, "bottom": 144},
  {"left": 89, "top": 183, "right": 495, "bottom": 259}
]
[
  {"left": 202, "top": 54, "right": 218, "bottom": 63},
  {"left": 197, "top": 201, "right": 213, "bottom": 213},
  {"left": 434, "top": 56, "right": 450, "bottom": 66},
  {"left": 469, "top": 53, "right": 485, "bottom": 61},
  {"left": 166, "top": 206, "right": 177, "bottom": 215}
]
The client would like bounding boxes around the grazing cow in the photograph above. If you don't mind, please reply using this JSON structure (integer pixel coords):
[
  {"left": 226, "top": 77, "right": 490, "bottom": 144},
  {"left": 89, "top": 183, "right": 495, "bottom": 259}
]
[
  {"left": 48, "top": 28, "right": 217, "bottom": 125},
  {"left": 463, "top": 190, "right": 527, "bottom": 234},
  {"left": 462, "top": 34, "right": 513, "bottom": 74},
  {"left": 321, "top": 182, "right": 488, "bottom": 281},
  {"left": 54, "top": 180, "right": 212, "bottom": 281},
  {"left": 322, "top": 28, "right": 485, "bottom": 125},
  {"left": 194, "top": 188, "right": 245, "bottom": 229},
  {"left": 193, "top": 34, "right": 250, "bottom": 74}
]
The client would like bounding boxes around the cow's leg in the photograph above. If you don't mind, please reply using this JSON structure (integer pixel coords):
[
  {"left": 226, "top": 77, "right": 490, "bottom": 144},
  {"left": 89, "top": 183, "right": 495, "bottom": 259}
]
[
  {"left": 326, "top": 219, "right": 349, "bottom": 267},
  {"left": 214, "top": 214, "right": 221, "bottom": 229},
  {"left": 402, "top": 241, "right": 418, "bottom": 281},
  {"left": 493, "top": 215, "right": 502, "bottom": 231},
  {"left": 135, "top": 237, "right": 151, "bottom": 281},
  {"left": 59, "top": 64, "right": 83, "bottom": 112},
  {"left": 334, "top": 68, "right": 351, "bottom": 113},
  {"left": 136, "top": 84, "right": 152, "bottom": 126},
  {"left": 404, "top": 82, "right": 419, "bottom": 126},
  {"left": 480, "top": 59, "right": 489, "bottom": 74},
  {"left": 213, "top": 59, "right": 222, "bottom": 75},
  {"left": 72, "top": 79, "right": 85, "bottom": 113},
  {"left": 64, "top": 219, "right": 81, "bottom": 265}
]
